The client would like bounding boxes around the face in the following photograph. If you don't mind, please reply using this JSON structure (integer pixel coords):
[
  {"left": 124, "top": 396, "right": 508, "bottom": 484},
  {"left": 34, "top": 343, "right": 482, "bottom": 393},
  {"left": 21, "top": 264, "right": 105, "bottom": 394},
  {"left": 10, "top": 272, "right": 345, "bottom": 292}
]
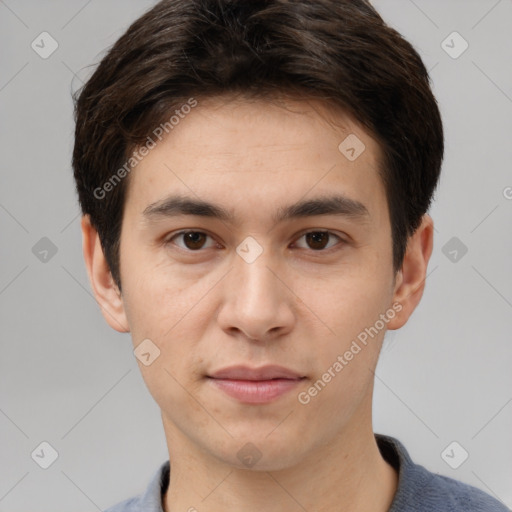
[{"left": 87, "top": 95, "right": 426, "bottom": 471}]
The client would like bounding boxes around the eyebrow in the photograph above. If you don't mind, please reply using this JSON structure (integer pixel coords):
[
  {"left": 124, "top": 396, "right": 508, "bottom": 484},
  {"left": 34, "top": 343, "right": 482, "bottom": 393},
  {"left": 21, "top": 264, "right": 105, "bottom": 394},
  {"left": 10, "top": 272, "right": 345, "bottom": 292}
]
[{"left": 142, "top": 193, "right": 370, "bottom": 226}]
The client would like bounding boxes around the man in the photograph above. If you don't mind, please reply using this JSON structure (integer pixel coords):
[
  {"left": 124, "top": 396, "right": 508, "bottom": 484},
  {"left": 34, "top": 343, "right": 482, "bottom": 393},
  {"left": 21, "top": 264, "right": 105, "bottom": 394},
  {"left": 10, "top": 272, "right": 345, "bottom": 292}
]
[{"left": 72, "top": 0, "right": 508, "bottom": 510}]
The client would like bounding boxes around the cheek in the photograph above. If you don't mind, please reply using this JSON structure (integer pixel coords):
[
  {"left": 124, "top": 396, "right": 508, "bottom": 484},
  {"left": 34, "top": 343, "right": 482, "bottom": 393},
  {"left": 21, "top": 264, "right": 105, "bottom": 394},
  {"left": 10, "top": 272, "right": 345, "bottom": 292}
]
[
  {"left": 121, "top": 258, "right": 218, "bottom": 383},
  {"left": 120, "top": 245, "right": 193, "bottom": 335},
  {"left": 299, "top": 261, "right": 391, "bottom": 338},
  {"left": 121, "top": 267, "right": 210, "bottom": 408},
  {"left": 295, "top": 260, "right": 393, "bottom": 388},
  {"left": 296, "top": 287, "right": 388, "bottom": 419}
]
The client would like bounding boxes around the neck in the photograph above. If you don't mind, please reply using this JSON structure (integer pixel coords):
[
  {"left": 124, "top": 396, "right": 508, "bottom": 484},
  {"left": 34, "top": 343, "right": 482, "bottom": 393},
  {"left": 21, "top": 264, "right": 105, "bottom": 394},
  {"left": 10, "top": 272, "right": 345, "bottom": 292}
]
[{"left": 162, "top": 405, "right": 397, "bottom": 512}]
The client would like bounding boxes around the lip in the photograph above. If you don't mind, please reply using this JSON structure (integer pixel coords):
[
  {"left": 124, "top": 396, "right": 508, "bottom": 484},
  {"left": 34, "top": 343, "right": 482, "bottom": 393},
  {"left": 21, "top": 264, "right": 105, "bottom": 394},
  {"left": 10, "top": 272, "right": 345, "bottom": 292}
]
[
  {"left": 208, "top": 364, "right": 304, "bottom": 381},
  {"left": 207, "top": 365, "right": 306, "bottom": 404}
]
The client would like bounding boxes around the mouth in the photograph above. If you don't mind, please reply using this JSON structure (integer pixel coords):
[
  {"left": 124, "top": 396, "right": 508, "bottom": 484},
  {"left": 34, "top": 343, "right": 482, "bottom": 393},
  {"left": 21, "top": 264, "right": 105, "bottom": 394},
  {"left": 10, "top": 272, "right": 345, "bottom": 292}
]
[
  {"left": 206, "top": 365, "right": 306, "bottom": 404},
  {"left": 208, "top": 364, "right": 305, "bottom": 381}
]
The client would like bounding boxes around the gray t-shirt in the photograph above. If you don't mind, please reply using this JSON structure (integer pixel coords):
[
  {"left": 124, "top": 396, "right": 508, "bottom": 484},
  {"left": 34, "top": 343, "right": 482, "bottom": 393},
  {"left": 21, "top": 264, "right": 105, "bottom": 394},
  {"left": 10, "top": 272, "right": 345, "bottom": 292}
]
[{"left": 104, "top": 435, "right": 508, "bottom": 511}]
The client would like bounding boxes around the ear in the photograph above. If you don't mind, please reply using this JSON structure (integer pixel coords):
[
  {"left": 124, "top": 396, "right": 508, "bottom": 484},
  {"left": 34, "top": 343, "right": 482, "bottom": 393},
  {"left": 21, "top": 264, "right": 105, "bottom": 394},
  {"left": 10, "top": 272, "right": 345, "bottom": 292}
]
[
  {"left": 81, "top": 215, "right": 130, "bottom": 333},
  {"left": 387, "top": 214, "right": 434, "bottom": 330}
]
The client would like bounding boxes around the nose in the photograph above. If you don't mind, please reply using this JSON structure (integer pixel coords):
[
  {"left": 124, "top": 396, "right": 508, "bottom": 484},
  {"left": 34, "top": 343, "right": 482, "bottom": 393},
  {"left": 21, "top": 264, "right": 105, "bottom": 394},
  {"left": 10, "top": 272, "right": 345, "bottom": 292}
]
[{"left": 215, "top": 247, "right": 295, "bottom": 342}]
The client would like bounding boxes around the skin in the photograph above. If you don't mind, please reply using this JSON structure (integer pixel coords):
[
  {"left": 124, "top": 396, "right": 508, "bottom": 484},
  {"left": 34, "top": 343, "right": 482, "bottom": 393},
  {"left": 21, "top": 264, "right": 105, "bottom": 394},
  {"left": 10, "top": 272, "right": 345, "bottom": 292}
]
[{"left": 82, "top": 94, "right": 433, "bottom": 512}]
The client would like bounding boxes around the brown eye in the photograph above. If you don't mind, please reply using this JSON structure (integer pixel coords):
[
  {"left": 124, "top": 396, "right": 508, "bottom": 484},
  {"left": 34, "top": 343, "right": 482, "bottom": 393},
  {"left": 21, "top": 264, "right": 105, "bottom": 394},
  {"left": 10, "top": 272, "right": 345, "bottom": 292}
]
[
  {"left": 168, "top": 231, "right": 215, "bottom": 251},
  {"left": 183, "top": 232, "right": 207, "bottom": 250},
  {"left": 294, "top": 231, "right": 343, "bottom": 251},
  {"left": 306, "top": 232, "right": 329, "bottom": 250}
]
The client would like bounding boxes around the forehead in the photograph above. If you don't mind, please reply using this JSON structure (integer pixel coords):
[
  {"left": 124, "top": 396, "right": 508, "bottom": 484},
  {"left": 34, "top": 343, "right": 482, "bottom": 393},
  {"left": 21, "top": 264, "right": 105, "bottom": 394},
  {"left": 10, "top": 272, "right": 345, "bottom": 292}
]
[{"left": 123, "top": 95, "right": 387, "bottom": 226}]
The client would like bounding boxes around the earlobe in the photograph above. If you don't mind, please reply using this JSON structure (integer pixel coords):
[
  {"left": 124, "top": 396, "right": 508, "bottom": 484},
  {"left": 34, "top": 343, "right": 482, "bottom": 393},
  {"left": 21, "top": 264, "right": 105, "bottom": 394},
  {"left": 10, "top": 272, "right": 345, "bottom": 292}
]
[
  {"left": 387, "top": 214, "right": 434, "bottom": 330},
  {"left": 81, "top": 215, "right": 130, "bottom": 333}
]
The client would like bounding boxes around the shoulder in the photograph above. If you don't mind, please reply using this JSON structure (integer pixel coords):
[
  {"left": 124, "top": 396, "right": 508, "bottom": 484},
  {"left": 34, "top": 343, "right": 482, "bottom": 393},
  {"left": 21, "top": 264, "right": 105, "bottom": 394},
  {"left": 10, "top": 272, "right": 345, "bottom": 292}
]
[
  {"left": 102, "top": 460, "right": 170, "bottom": 512},
  {"left": 376, "top": 435, "right": 508, "bottom": 512},
  {"left": 103, "top": 496, "right": 140, "bottom": 512},
  {"left": 416, "top": 469, "right": 509, "bottom": 511}
]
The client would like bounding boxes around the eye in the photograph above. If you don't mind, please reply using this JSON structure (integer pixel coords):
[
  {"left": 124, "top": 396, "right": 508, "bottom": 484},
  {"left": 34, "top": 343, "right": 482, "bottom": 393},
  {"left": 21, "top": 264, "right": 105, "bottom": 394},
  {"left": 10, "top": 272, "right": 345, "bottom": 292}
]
[
  {"left": 292, "top": 230, "right": 344, "bottom": 251},
  {"left": 165, "top": 229, "right": 345, "bottom": 253},
  {"left": 166, "top": 230, "right": 217, "bottom": 251}
]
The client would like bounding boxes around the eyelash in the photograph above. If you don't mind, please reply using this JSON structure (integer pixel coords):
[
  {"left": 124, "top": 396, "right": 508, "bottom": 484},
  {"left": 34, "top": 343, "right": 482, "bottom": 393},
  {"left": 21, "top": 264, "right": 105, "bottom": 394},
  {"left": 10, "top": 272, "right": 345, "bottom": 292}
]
[{"left": 164, "top": 229, "right": 346, "bottom": 254}]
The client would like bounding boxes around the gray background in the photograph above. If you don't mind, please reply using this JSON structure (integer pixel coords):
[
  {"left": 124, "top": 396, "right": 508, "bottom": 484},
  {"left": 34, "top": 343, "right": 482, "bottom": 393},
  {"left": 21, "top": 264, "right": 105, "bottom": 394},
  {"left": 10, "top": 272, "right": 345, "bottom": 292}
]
[{"left": 1, "top": 0, "right": 511, "bottom": 510}]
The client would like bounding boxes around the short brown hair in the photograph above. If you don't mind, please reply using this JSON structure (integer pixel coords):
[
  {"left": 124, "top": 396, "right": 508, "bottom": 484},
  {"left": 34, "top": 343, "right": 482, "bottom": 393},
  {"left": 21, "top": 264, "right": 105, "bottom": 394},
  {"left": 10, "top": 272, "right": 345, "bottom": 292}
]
[{"left": 72, "top": 0, "right": 444, "bottom": 290}]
